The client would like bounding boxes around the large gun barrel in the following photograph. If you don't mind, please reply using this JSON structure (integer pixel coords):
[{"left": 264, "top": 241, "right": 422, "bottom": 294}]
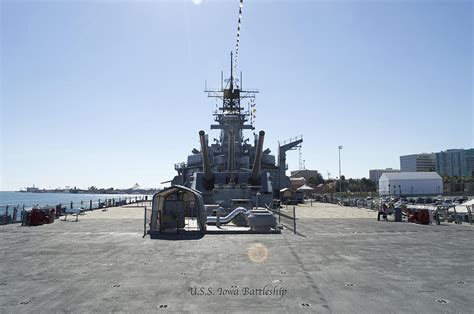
[
  {"left": 199, "top": 130, "right": 214, "bottom": 189},
  {"left": 228, "top": 130, "right": 235, "bottom": 183},
  {"left": 249, "top": 130, "right": 265, "bottom": 185}
]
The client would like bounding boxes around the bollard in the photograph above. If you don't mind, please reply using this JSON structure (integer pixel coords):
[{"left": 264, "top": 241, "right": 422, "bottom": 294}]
[
  {"left": 469, "top": 205, "right": 473, "bottom": 225},
  {"left": 4, "top": 205, "right": 9, "bottom": 225},
  {"left": 293, "top": 206, "right": 296, "bottom": 235},
  {"left": 70, "top": 202, "right": 73, "bottom": 209},
  {"left": 143, "top": 206, "right": 147, "bottom": 238},
  {"left": 21, "top": 207, "right": 25, "bottom": 226},
  {"left": 90, "top": 200, "right": 93, "bottom": 210}
]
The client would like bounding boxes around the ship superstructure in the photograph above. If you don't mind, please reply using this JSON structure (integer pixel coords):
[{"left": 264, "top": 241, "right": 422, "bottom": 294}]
[{"left": 171, "top": 53, "right": 302, "bottom": 213}]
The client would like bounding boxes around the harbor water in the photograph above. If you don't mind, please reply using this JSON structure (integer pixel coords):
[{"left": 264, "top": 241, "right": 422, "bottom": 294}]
[{"left": 0, "top": 191, "right": 151, "bottom": 216}]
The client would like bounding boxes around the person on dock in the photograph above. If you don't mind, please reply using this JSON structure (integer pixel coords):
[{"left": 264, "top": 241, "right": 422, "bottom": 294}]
[{"left": 378, "top": 203, "right": 388, "bottom": 221}]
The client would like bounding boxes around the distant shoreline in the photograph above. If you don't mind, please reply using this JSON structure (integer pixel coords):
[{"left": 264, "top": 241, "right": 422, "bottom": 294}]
[{"left": 15, "top": 189, "right": 158, "bottom": 195}]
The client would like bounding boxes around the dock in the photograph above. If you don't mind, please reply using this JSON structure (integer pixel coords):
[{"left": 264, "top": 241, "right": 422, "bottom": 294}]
[{"left": 0, "top": 202, "right": 472, "bottom": 313}]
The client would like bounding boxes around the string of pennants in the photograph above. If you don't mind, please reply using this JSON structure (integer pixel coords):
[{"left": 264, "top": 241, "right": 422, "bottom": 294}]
[
  {"left": 251, "top": 99, "right": 256, "bottom": 118},
  {"left": 234, "top": 0, "right": 243, "bottom": 74},
  {"left": 233, "top": 1, "right": 257, "bottom": 125},
  {"left": 250, "top": 98, "right": 256, "bottom": 126}
]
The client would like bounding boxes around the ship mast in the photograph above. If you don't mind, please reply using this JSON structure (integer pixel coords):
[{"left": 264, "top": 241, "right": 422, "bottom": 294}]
[
  {"left": 204, "top": 53, "right": 258, "bottom": 127},
  {"left": 204, "top": 53, "right": 259, "bottom": 159},
  {"left": 230, "top": 51, "right": 234, "bottom": 92}
]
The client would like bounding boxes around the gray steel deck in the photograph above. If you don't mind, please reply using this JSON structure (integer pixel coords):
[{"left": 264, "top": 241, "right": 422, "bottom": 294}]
[{"left": 0, "top": 204, "right": 472, "bottom": 313}]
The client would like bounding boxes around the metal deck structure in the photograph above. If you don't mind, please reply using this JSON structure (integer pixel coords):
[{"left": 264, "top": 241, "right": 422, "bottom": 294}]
[{"left": 0, "top": 203, "right": 472, "bottom": 313}]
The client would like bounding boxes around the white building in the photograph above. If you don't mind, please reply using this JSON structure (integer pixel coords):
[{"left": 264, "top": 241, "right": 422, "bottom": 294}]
[{"left": 379, "top": 172, "right": 442, "bottom": 196}]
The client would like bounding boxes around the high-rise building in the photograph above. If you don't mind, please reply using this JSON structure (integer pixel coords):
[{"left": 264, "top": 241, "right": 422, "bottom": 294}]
[
  {"left": 467, "top": 149, "right": 474, "bottom": 176},
  {"left": 436, "top": 148, "right": 474, "bottom": 177},
  {"left": 400, "top": 153, "right": 436, "bottom": 172},
  {"left": 369, "top": 168, "right": 400, "bottom": 184}
]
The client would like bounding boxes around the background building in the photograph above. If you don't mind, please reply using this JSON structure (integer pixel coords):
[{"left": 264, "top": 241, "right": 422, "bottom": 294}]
[
  {"left": 369, "top": 168, "right": 400, "bottom": 184},
  {"left": 436, "top": 148, "right": 474, "bottom": 177},
  {"left": 289, "top": 177, "right": 305, "bottom": 189},
  {"left": 290, "top": 170, "right": 321, "bottom": 181},
  {"left": 26, "top": 186, "right": 39, "bottom": 192},
  {"left": 400, "top": 153, "right": 436, "bottom": 172},
  {"left": 379, "top": 172, "right": 442, "bottom": 196}
]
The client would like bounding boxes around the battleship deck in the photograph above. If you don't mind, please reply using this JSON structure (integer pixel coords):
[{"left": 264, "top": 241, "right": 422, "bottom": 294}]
[{"left": 0, "top": 203, "right": 472, "bottom": 313}]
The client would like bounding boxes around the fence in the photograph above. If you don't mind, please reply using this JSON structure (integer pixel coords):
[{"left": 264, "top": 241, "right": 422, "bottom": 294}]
[
  {"left": 313, "top": 194, "right": 473, "bottom": 225},
  {"left": 435, "top": 204, "right": 473, "bottom": 225},
  {"left": 268, "top": 204, "right": 298, "bottom": 235},
  {"left": 0, "top": 195, "right": 151, "bottom": 225}
]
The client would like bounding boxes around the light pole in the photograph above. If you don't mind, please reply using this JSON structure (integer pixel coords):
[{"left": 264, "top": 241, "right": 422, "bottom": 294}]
[{"left": 338, "top": 145, "right": 343, "bottom": 193}]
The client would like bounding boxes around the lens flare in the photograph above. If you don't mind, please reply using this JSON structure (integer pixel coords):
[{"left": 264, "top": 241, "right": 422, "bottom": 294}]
[{"left": 248, "top": 243, "right": 268, "bottom": 263}]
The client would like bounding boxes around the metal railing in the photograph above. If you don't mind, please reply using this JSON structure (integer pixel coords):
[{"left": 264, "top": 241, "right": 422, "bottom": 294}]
[
  {"left": 1, "top": 195, "right": 151, "bottom": 226},
  {"left": 312, "top": 194, "right": 473, "bottom": 225},
  {"left": 268, "top": 204, "right": 298, "bottom": 235},
  {"left": 278, "top": 134, "right": 303, "bottom": 147}
]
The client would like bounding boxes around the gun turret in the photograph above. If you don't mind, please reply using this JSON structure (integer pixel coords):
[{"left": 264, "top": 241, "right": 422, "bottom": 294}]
[
  {"left": 249, "top": 130, "right": 265, "bottom": 185},
  {"left": 199, "top": 130, "right": 215, "bottom": 190}
]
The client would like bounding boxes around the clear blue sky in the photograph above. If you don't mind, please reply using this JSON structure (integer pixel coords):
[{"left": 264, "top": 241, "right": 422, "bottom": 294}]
[{"left": 1, "top": 0, "right": 472, "bottom": 191}]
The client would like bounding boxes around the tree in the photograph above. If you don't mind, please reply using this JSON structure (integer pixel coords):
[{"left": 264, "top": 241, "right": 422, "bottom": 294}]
[
  {"left": 360, "top": 177, "right": 376, "bottom": 192},
  {"left": 336, "top": 175, "right": 346, "bottom": 192},
  {"left": 335, "top": 176, "right": 376, "bottom": 193},
  {"left": 307, "top": 173, "right": 325, "bottom": 187}
]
